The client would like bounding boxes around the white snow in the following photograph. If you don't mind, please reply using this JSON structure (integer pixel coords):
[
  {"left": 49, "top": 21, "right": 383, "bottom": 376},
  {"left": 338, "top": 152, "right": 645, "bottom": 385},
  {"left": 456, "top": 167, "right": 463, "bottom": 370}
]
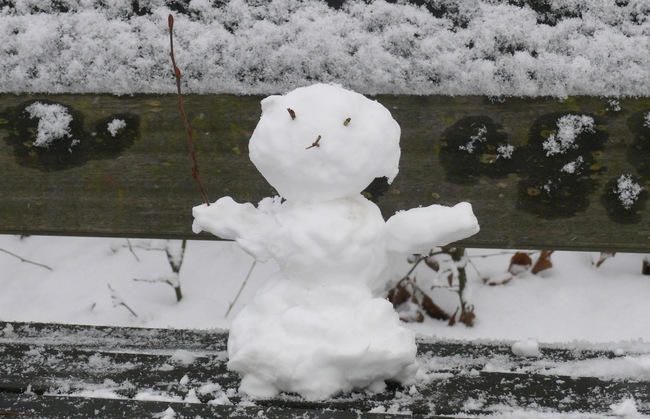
[
  {"left": 560, "top": 156, "right": 584, "bottom": 174},
  {"left": 24, "top": 101, "right": 74, "bottom": 148},
  {"left": 542, "top": 114, "right": 594, "bottom": 156},
  {"left": 1, "top": 0, "right": 649, "bottom": 97},
  {"left": 107, "top": 118, "right": 127, "bottom": 137},
  {"left": 511, "top": 338, "right": 542, "bottom": 357},
  {"left": 610, "top": 398, "right": 640, "bottom": 417},
  {"left": 615, "top": 174, "right": 643, "bottom": 210},
  {"left": 193, "top": 84, "right": 479, "bottom": 400},
  {"left": 497, "top": 144, "right": 514, "bottom": 160}
]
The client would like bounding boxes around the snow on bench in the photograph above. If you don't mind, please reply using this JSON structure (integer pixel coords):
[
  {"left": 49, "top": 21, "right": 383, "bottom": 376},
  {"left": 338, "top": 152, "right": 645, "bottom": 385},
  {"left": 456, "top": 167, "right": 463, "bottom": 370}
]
[{"left": 1, "top": 321, "right": 649, "bottom": 417}]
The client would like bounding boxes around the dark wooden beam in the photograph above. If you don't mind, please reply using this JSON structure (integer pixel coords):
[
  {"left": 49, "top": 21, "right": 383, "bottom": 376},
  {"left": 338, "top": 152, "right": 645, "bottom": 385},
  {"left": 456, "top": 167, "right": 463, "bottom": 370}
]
[{"left": 1, "top": 94, "right": 649, "bottom": 252}]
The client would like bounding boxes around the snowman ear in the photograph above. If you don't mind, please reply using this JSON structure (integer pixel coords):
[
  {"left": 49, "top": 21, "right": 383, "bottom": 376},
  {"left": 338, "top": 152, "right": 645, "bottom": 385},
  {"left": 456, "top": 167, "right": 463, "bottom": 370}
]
[{"left": 260, "top": 95, "right": 281, "bottom": 114}]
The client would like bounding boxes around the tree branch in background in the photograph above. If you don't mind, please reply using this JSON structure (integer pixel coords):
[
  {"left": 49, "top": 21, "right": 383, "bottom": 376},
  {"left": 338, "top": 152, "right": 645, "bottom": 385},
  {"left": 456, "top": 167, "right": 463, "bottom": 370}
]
[
  {"left": 0, "top": 248, "right": 53, "bottom": 271},
  {"left": 168, "top": 14, "right": 210, "bottom": 206},
  {"left": 225, "top": 260, "right": 257, "bottom": 318},
  {"left": 107, "top": 284, "right": 138, "bottom": 318}
]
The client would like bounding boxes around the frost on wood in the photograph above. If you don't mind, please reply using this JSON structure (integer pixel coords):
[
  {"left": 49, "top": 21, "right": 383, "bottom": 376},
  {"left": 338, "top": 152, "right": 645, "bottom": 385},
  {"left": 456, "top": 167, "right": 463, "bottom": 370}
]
[
  {"left": 1, "top": 0, "right": 649, "bottom": 96},
  {"left": 458, "top": 125, "right": 487, "bottom": 154},
  {"left": 24, "top": 102, "right": 74, "bottom": 148},
  {"left": 192, "top": 84, "right": 479, "bottom": 400}
]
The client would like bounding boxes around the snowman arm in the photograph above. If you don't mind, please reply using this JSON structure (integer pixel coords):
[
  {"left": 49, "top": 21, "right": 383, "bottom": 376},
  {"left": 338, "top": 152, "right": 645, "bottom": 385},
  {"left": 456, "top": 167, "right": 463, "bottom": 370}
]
[
  {"left": 385, "top": 202, "right": 480, "bottom": 255},
  {"left": 192, "top": 196, "right": 275, "bottom": 260}
]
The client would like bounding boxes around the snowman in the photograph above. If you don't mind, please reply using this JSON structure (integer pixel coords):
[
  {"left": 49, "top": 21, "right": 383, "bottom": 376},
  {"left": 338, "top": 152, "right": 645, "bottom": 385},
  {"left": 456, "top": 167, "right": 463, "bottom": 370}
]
[{"left": 193, "top": 84, "right": 479, "bottom": 400}]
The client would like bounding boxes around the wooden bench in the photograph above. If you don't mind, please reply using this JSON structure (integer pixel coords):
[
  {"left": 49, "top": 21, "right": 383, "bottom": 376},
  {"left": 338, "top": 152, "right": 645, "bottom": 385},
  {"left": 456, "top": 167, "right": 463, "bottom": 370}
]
[{"left": 1, "top": 93, "right": 649, "bottom": 417}]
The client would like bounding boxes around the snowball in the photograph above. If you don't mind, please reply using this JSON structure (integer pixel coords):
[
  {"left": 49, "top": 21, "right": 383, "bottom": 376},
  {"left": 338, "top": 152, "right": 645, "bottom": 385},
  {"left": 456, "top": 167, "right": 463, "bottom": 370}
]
[
  {"left": 25, "top": 102, "right": 74, "bottom": 148},
  {"left": 170, "top": 349, "right": 196, "bottom": 365},
  {"left": 542, "top": 115, "right": 594, "bottom": 156},
  {"left": 615, "top": 174, "right": 642, "bottom": 210},
  {"left": 511, "top": 338, "right": 541, "bottom": 357},
  {"left": 228, "top": 280, "right": 418, "bottom": 400},
  {"left": 610, "top": 398, "right": 640, "bottom": 417},
  {"left": 248, "top": 84, "right": 400, "bottom": 202},
  {"left": 107, "top": 118, "right": 126, "bottom": 137}
]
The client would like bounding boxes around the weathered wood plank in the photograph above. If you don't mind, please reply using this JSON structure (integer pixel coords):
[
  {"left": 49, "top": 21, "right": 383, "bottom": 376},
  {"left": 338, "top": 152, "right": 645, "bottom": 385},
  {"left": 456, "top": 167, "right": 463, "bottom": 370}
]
[
  {"left": 1, "top": 94, "right": 649, "bottom": 252},
  {"left": 1, "top": 322, "right": 649, "bottom": 417}
]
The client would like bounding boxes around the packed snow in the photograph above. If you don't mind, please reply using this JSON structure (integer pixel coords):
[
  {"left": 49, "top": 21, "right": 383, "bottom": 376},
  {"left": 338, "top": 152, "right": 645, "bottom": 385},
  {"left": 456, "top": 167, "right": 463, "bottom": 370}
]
[
  {"left": 193, "top": 84, "right": 479, "bottom": 399},
  {"left": 1, "top": 0, "right": 649, "bottom": 97}
]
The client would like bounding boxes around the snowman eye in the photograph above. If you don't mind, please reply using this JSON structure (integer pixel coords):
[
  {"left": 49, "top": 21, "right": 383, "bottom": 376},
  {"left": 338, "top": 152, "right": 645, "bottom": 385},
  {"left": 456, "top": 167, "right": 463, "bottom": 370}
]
[
  {"left": 343, "top": 117, "right": 351, "bottom": 126},
  {"left": 287, "top": 108, "right": 296, "bottom": 120}
]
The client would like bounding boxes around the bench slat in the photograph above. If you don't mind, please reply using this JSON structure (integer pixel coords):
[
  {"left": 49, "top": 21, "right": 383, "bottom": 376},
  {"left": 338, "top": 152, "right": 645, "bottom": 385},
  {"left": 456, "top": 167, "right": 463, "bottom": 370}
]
[
  {"left": 1, "top": 94, "right": 649, "bottom": 252},
  {"left": 1, "top": 322, "right": 648, "bottom": 417}
]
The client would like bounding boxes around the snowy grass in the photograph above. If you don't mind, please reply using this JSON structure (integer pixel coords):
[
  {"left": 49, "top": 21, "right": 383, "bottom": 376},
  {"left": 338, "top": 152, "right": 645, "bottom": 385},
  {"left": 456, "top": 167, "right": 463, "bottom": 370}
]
[{"left": 1, "top": 234, "right": 649, "bottom": 347}]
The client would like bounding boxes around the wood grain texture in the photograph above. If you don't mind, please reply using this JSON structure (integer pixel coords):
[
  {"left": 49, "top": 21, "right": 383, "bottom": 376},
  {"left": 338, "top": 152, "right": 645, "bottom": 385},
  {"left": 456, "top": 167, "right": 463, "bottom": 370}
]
[{"left": 1, "top": 94, "right": 649, "bottom": 252}]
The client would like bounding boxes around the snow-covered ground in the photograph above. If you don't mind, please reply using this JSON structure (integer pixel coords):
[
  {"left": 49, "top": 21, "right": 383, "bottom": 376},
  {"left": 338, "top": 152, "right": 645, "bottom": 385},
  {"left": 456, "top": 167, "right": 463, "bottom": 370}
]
[{"left": 1, "top": 234, "right": 649, "bottom": 348}]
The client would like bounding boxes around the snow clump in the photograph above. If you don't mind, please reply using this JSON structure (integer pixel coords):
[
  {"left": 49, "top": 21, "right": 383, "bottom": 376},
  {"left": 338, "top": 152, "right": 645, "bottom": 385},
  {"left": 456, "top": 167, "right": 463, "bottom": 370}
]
[
  {"left": 193, "top": 84, "right": 480, "bottom": 400},
  {"left": 615, "top": 174, "right": 643, "bottom": 210},
  {"left": 107, "top": 119, "right": 127, "bottom": 137},
  {"left": 542, "top": 115, "right": 594, "bottom": 156},
  {"left": 511, "top": 338, "right": 541, "bottom": 357},
  {"left": 24, "top": 102, "right": 74, "bottom": 148}
]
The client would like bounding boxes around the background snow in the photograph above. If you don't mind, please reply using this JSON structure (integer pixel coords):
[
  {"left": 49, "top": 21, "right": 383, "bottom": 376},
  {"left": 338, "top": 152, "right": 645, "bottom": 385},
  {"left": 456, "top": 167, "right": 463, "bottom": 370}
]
[{"left": 1, "top": 0, "right": 649, "bottom": 96}]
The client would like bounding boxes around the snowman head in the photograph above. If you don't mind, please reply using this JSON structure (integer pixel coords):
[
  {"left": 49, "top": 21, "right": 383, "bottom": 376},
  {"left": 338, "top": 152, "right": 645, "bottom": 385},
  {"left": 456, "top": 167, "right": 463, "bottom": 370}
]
[{"left": 249, "top": 84, "right": 401, "bottom": 202}]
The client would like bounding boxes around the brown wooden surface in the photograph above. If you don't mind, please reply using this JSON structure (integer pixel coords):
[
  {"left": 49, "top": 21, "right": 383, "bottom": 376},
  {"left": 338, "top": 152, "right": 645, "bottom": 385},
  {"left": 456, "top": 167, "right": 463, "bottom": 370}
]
[{"left": 1, "top": 94, "right": 649, "bottom": 252}]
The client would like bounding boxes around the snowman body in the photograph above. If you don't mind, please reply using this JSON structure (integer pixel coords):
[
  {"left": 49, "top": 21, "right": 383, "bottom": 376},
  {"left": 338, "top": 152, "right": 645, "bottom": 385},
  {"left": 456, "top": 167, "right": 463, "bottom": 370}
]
[{"left": 193, "top": 84, "right": 480, "bottom": 400}]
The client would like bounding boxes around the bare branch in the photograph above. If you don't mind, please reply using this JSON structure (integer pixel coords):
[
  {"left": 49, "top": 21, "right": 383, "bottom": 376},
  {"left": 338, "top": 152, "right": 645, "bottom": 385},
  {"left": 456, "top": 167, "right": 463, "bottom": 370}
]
[
  {"left": 168, "top": 14, "right": 210, "bottom": 205},
  {"left": 0, "top": 248, "right": 53, "bottom": 271},
  {"left": 225, "top": 260, "right": 257, "bottom": 318}
]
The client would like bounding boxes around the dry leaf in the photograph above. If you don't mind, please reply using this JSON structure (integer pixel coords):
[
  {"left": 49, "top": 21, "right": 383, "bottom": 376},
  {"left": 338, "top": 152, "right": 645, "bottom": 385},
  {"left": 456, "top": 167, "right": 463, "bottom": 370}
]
[
  {"left": 387, "top": 283, "right": 411, "bottom": 308},
  {"left": 421, "top": 292, "right": 450, "bottom": 320},
  {"left": 424, "top": 256, "right": 440, "bottom": 271},
  {"left": 531, "top": 250, "right": 554, "bottom": 275},
  {"left": 509, "top": 252, "right": 532, "bottom": 275}
]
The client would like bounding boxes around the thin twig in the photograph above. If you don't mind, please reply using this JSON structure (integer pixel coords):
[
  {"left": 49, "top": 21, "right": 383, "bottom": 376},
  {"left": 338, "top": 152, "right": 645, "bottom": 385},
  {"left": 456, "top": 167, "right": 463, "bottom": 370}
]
[
  {"left": 168, "top": 14, "right": 210, "bottom": 206},
  {"left": 107, "top": 284, "right": 138, "bottom": 318},
  {"left": 0, "top": 248, "right": 53, "bottom": 271},
  {"left": 125, "top": 239, "right": 140, "bottom": 262},
  {"left": 225, "top": 260, "right": 257, "bottom": 318}
]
